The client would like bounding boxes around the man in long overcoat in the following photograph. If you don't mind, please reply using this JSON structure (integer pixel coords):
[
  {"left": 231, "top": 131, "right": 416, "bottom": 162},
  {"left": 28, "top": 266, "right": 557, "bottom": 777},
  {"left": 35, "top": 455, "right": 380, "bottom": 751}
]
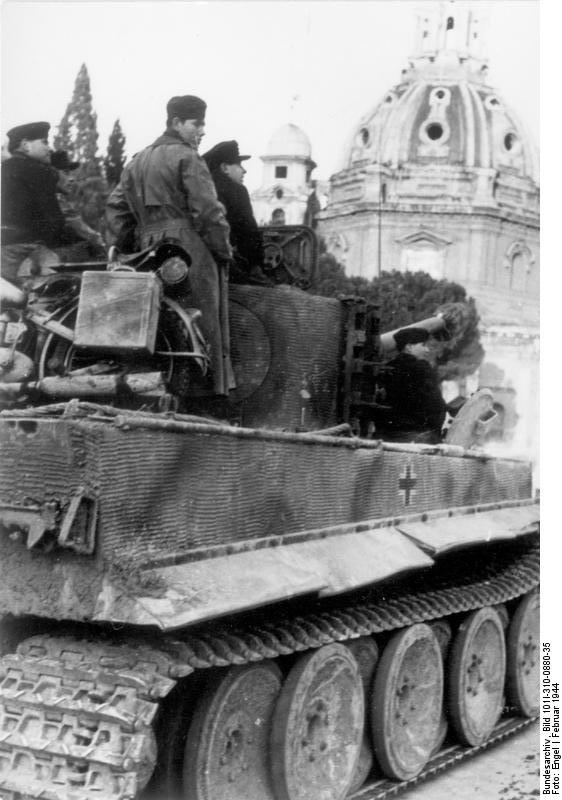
[{"left": 105, "top": 95, "right": 234, "bottom": 396}]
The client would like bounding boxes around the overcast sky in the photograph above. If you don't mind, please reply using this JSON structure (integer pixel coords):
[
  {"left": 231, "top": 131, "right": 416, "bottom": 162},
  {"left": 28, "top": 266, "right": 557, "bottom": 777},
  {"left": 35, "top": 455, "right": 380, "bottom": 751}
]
[{"left": 1, "top": 0, "right": 539, "bottom": 191}]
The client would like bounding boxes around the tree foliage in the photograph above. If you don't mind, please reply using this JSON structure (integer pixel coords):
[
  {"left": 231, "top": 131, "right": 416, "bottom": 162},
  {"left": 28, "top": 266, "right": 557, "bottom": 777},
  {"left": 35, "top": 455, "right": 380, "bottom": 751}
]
[
  {"left": 104, "top": 119, "right": 126, "bottom": 189},
  {"left": 311, "top": 249, "right": 484, "bottom": 381},
  {"left": 54, "top": 64, "right": 108, "bottom": 229}
]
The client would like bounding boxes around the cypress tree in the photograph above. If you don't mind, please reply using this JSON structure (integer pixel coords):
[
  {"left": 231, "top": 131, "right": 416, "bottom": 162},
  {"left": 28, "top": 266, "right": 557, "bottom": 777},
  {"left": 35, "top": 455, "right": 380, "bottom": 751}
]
[
  {"left": 54, "top": 64, "right": 107, "bottom": 228},
  {"left": 104, "top": 119, "right": 126, "bottom": 189}
]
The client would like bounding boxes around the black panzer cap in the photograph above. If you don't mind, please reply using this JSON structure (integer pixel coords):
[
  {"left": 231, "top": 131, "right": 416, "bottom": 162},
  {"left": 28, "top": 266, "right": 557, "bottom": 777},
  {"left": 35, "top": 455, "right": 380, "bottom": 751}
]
[
  {"left": 167, "top": 95, "right": 206, "bottom": 122},
  {"left": 203, "top": 140, "right": 251, "bottom": 172},
  {"left": 7, "top": 121, "right": 50, "bottom": 148},
  {"left": 393, "top": 327, "right": 430, "bottom": 349},
  {"left": 51, "top": 150, "right": 80, "bottom": 171}
]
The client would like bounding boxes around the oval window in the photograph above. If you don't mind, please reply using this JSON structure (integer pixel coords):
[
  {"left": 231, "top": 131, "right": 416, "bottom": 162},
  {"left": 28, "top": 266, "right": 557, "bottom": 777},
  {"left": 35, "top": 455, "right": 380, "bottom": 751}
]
[
  {"left": 504, "top": 132, "right": 517, "bottom": 151},
  {"left": 359, "top": 127, "right": 370, "bottom": 146},
  {"left": 275, "top": 188, "right": 284, "bottom": 199},
  {"left": 485, "top": 95, "right": 501, "bottom": 111},
  {"left": 426, "top": 123, "right": 444, "bottom": 141}
]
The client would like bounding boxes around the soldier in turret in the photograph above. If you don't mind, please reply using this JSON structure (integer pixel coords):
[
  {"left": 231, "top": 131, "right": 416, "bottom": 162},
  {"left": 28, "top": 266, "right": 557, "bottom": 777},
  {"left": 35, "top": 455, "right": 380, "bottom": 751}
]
[{"left": 382, "top": 327, "right": 447, "bottom": 443}]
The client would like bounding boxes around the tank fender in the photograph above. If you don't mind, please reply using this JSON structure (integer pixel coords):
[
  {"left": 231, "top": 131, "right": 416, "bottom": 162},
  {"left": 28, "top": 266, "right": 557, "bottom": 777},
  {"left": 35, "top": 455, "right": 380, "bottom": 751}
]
[
  {"left": 92, "top": 525, "right": 433, "bottom": 631},
  {"left": 396, "top": 501, "right": 539, "bottom": 556}
]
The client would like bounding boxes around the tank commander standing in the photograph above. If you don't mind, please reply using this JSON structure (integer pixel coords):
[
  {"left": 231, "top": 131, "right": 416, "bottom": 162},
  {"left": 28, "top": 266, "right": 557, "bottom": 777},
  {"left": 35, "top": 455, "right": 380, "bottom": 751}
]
[
  {"left": 105, "top": 95, "right": 235, "bottom": 396},
  {"left": 1, "top": 121, "right": 67, "bottom": 283},
  {"left": 203, "top": 140, "right": 272, "bottom": 286},
  {"left": 382, "top": 327, "right": 447, "bottom": 444}
]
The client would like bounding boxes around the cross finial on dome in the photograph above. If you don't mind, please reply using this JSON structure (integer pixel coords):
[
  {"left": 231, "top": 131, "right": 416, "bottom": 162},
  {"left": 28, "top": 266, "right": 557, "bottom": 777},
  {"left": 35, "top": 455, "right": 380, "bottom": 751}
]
[{"left": 289, "top": 94, "right": 301, "bottom": 123}]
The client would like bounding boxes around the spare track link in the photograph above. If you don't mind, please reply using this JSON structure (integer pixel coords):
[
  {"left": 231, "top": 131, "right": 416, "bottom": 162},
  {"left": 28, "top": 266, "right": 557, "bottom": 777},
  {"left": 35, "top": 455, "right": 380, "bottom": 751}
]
[
  {"left": 0, "top": 541, "right": 539, "bottom": 800},
  {"left": 0, "top": 640, "right": 192, "bottom": 800}
]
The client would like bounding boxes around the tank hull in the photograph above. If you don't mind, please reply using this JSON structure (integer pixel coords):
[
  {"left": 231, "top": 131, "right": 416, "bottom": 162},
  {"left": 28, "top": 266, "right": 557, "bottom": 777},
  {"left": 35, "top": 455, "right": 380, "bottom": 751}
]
[
  {"left": 0, "top": 405, "right": 539, "bottom": 800},
  {"left": 0, "top": 406, "right": 537, "bottom": 630}
]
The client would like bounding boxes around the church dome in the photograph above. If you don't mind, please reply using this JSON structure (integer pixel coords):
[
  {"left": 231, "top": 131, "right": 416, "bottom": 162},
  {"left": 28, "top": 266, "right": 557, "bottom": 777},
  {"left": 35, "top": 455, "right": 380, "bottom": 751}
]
[
  {"left": 341, "top": 6, "right": 538, "bottom": 182},
  {"left": 266, "top": 123, "right": 312, "bottom": 160}
]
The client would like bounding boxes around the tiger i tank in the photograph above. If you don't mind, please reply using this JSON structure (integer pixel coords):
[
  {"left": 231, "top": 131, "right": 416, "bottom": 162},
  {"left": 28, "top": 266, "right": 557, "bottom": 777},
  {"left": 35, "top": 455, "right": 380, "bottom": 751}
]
[{"left": 0, "top": 228, "right": 539, "bottom": 800}]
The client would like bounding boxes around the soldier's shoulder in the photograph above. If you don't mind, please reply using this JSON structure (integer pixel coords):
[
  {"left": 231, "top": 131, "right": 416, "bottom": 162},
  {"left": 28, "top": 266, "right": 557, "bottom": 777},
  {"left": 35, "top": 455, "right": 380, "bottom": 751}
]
[
  {"left": 3, "top": 155, "right": 53, "bottom": 183},
  {"left": 151, "top": 139, "right": 198, "bottom": 166},
  {"left": 2, "top": 154, "right": 29, "bottom": 174}
]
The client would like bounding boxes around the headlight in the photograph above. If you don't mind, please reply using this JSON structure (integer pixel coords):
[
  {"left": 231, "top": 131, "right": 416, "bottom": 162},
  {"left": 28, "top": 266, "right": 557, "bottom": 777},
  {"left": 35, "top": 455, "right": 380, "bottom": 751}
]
[{"left": 158, "top": 257, "right": 190, "bottom": 286}]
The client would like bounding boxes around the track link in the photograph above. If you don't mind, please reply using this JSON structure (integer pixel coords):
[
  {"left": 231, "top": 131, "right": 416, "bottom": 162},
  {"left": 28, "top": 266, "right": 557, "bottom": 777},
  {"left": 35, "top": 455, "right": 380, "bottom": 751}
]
[
  {"left": 0, "top": 641, "right": 188, "bottom": 800},
  {"left": 0, "top": 541, "right": 540, "bottom": 800}
]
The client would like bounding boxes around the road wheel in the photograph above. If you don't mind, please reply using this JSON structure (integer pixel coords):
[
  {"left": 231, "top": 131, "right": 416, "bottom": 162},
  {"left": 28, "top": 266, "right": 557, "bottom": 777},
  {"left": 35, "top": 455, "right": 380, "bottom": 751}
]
[
  {"left": 448, "top": 607, "right": 506, "bottom": 746},
  {"left": 506, "top": 591, "right": 540, "bottom": 717},
  {"left": 371, "top": 623, "right": 443, "bottom": 781},
  {"left": 270, "top": 643, "right": 364, "bottom": 800},
  {"left": 430, "top": 620, "right": 452, "bottom": 756},
  {"left": 182, "top": 661, "right": 282, "bottom": 800},
  {"left": 494, "top": 603, "right": 510, "bottom": 630},
  {"left": 345, "top": 637, "right": 380, "bottom": 793}
]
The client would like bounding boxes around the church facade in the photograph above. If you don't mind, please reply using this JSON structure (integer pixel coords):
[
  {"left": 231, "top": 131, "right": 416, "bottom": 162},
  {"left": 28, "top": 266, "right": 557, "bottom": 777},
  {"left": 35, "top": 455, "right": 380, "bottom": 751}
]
[{"left": 316, "top": 3, "right": 539, "bottom": 330}]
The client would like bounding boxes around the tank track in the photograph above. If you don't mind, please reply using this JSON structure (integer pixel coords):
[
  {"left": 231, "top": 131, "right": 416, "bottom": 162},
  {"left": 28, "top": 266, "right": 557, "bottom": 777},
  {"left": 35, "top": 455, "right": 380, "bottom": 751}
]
[
  {"left": 0, "top": 642, "right": 189, "bottom": 800},
  {"left": 352, "top": 716, "right": 537, "bottom": 800},
  {"left": 0, "top": 541, "right": 539, "bottom": 799}
]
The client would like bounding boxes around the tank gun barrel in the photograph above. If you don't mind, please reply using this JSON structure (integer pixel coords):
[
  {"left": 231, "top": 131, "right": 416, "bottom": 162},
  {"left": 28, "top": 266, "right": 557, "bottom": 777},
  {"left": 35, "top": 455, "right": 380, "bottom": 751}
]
[
  {"left": 378, "top": 302, "right": 467, "bottom": 353},
  {"left": 379, "top": 314, "right": 447, "bottom": 353}
]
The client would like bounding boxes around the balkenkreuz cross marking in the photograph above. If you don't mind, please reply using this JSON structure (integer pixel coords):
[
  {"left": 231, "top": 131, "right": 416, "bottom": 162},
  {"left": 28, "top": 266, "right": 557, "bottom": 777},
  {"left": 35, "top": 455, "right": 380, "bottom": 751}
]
[{"left": 398, "top": 463, "right": 417, "bottom": 506}]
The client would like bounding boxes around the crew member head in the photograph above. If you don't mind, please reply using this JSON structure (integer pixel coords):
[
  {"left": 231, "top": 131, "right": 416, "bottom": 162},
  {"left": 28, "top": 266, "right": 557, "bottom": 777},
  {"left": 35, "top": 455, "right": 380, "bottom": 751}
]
[
  {"left": 166, "top": 95, "right": 207, "bottom": 150},
  {"left": 393, "top": 327, "right": 431, "bottom": 360},
  {"left": 203, "top": 140, "right": 251, "bottom": 185},
  {"left": 51, "top": 150, "right": 80, "bottom": 192},
  {"left": 6, "top": 121, "right": 51, "bottom": 164},
  {"left": 1, "top": 136, "right": 11, "bottom": 162}
]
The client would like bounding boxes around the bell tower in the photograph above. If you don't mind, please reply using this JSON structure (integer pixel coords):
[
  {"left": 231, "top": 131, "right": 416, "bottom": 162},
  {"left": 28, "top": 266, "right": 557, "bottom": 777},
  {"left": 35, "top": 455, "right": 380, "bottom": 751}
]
[
  {"left": 411, "top": 1, "right": 489, "bottom": 76},
  {"left": 251, "top": 123, "right": 318, "bottom": 226}
]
